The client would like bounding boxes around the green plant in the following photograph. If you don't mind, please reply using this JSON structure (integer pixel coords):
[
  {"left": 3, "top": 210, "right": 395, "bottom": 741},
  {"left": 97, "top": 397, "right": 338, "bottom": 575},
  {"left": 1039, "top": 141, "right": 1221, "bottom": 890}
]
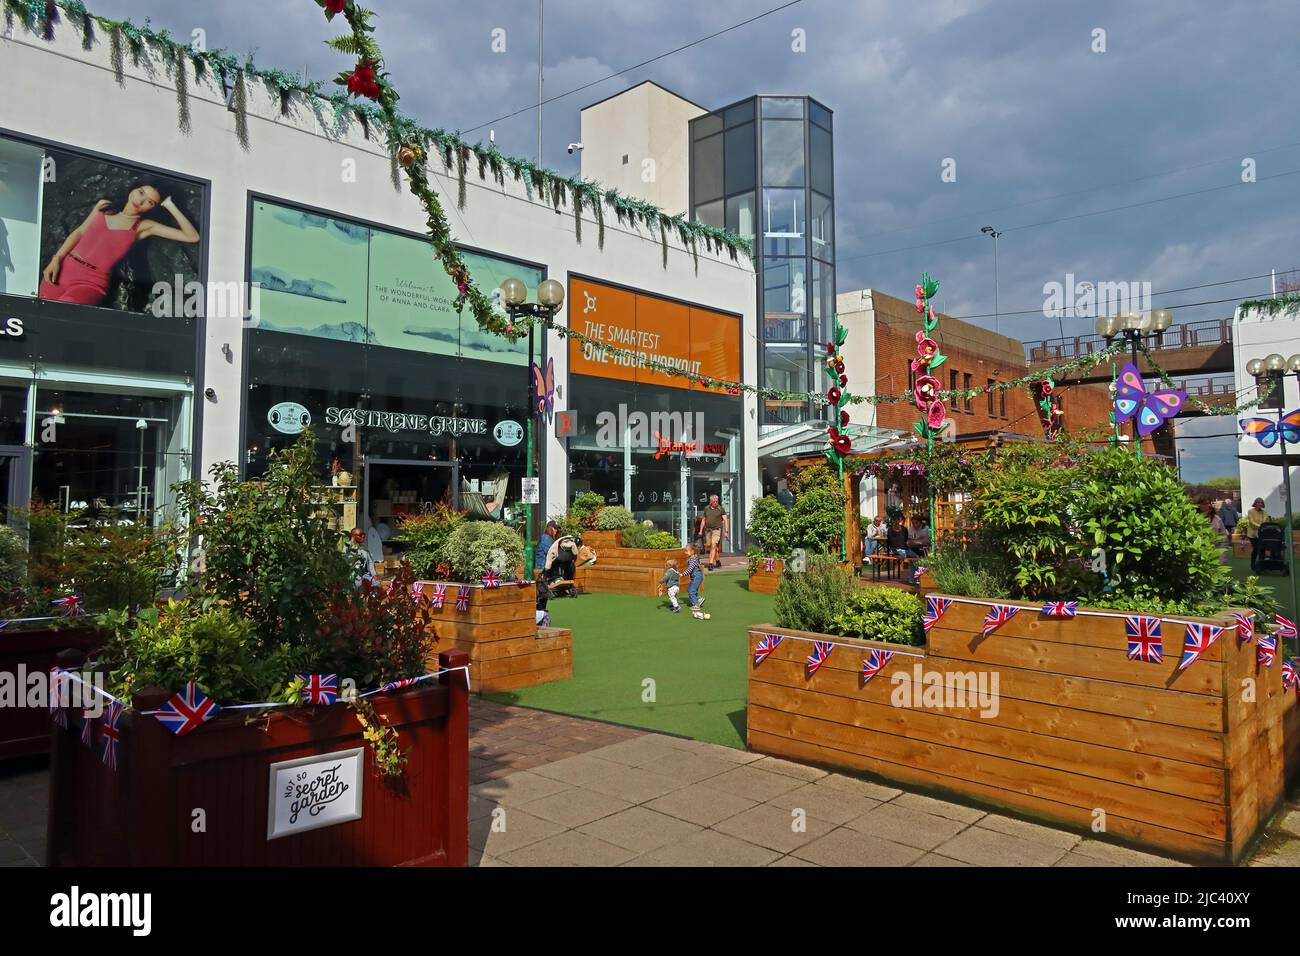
[
  {"left": 62, "top": 514, "right": 184, "bottom": 613},
  {"left": 774, "top": 554, "right": 856, "bottom": 634},
  {"left": 397, "top": 505, "right": 464, "bottom": 578},
  {"left": 438, "top": 520, "right": 524, "bottom": 582},
  {"left": 746, "top": 495, "right": 791, "bottom": 557},
  {"left": 831, "top": 587, "right": 924, "bottom": 645},
  {"left": 923, "top": 547, "right": 1012, "bottom": 599},
  {"left": 789, "top": 487, "right": 844, "bottom": 553},
  {"left": 645, "top": 530, "right": 679, "bottom": 549},
  {"left": 787, "top": 460, "right": 845, "bottom": 501},
  {"left": 593, "top": 505, "right": 636, "bottom": 531},
  {"left": 619, "top": 523, "right": 679, "bottom": 549},
  {"left": 570, "top": 491, "right": 605, "bottom": 526},
  {"left": 351, "top": 697, "right": 407, "bottom": 778},
  {"left": 0, "top": 525, "right": 26, "bottom": 592},
  {"left": 316, "top": 563, "right": 437, "bottom": 687}
]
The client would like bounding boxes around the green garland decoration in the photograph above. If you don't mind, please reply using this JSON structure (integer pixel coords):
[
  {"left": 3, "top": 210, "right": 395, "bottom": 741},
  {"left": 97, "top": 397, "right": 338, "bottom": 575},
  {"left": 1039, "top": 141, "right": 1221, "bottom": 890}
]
[
  {"left": 174, "top": 48, "right": 190, "bottom": 133},
  {"left": 822, "top": 313, "right": 851, "bottom": 559},
  {"left": 232, "top": 68, "right": 249, "bottom": 150},
  {"left": 1238, "top": 294, "right": 1300, "bottom": 317}
]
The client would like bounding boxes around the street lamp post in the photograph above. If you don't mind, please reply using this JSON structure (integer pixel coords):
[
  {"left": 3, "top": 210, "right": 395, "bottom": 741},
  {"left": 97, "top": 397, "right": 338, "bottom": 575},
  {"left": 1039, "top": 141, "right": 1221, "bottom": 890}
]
[
  {"left": 1095, "top": 308, "right": 1175, "bottom": 457},
  {"left": 502, "top": 276, "right": 566, "bottom": 579},
  {"left": 980, "top": 226, "right": 1002, "bottom": 335},
  {"left": 1246, "top": 352, "right": 1300, "bottom": 620}
]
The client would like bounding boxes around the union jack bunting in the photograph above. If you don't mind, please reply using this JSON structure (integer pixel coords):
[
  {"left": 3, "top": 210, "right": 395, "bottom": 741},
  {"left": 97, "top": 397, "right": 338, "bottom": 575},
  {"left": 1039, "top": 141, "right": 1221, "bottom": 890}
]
[
  {"left": 1276, "top": 615, "right": 1298, "bottom": 640},
  {"left": 297, "top": 674, "right": 339, "bottom": 706},
  {"left": 51, "top": 593, "right": 84, "bottom": 617},
  {"left": 100, "top": 700, "right": 123, "bottom": 770},
  {"left": 1284, "top": 659, "right": 1298, "bottom": 691},
  {"left": 1041, "top": 601, "right": 1078, "bottom": 619},
  {"left": 79, "top": 710, "right": 95, "bottom": 747},
  {"left": 1258, "top": 631, "right": 1278, "bottom": 667},
  {"left": 380, "top": 676, "right": 420, "bottom": 693},
  {"left": 982, "top": 604, "right": 1020, "bottom": 637},
  {"left": 1125, "top": 616, "right": 1163, "bottom": 664},
  {"left": 409, "top": 581, "right": 426, "bottom": 603},
  {"left": 48, "top": 667, "right": 68, "bottom": 728},
  {"left": 922, "top": 596, "right": 952, "bottom": 634},
  {"left": 1232, "top": 612, "right": 1255, "bottom": 643},
  {"left": 763, "top": 558, "right": 776, "bottom": 573},
  {"left": 455, "top": 587, "right": 471, "bottom": 612},
  {"left": 481, "top": 571, "right": 500, "bottom": 589},
  {"left": 428, "top": 584, "right": 447, "bottom": 610},
  {"left": 153, "top": 681, "right": 221, "bottom": 736},
  {"left": 806, "top": 641, "right": 834, "bottom": 676},
  {"left": 861, "top": 649, "right": 895, "bottom": 683},
  {"left": 753, "top": 633, "right": 782, "bottom": 666},
  {"left": 1179, "top": 623, "right": 1223, "bottom": 671}
]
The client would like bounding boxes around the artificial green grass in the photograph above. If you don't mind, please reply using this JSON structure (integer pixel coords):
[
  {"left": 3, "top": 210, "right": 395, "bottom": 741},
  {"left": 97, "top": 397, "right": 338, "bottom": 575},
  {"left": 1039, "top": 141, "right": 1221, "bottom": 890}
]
[
  {"left": 483, "top": 571, "right": 776, "bottom": 749},
  {"left": 1227, "top": 554, "right": 1298, "bottom": 620}
]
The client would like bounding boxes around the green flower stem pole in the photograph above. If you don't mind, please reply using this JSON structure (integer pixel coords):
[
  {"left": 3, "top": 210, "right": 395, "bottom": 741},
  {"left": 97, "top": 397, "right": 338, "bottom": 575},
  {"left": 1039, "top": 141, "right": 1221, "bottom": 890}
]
[
  {"left": 1277, "top": 403, "right": 1299, "bottom": 622},
  {"left": 524, "top": 321, "right": 535, "bottom": 578}
]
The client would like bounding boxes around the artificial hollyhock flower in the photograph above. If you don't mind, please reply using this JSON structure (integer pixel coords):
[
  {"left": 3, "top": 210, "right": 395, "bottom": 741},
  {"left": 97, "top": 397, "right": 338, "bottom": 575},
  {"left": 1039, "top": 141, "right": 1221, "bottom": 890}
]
[
  {"left": 346, "top": 62, "right": 382, "bottom": 99},
  {"left": 840, "top": 409, "right": 850, "bottom": 427},
  {"left": 323, "top": 0, "right": 347, "bottom": 14},
  {"left": 839, "top": 374, "right": 848, "bottom": 387},
  {"left": 915, "top": 284, "right": 925, "bottom": 312},
  {"left": 835, "top": 359, "right": 845, "bottom": 374},
  {"left": 914, "top": 375, "right": 939, "bottom": 406},
  {"left": 827, "top": 427, "right": 851, "bottom": 454},
  {"left": 915, "top": 331, "right": 938, "bottom": 361},
  {"left": 826, "top": 342, "right": 836, "bottom": 355},
  {"left": 925, "top": 400, "right": 947, "bottom": 430},
  {"left": 827, "top": 386, "right": 842, "bottom": 405}
]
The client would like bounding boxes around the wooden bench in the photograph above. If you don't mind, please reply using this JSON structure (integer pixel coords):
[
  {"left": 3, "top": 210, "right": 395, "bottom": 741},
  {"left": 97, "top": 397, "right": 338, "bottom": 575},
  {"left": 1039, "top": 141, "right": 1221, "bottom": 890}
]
[{"left": 868, "top": 554, "right": 908, "bottom": 582}]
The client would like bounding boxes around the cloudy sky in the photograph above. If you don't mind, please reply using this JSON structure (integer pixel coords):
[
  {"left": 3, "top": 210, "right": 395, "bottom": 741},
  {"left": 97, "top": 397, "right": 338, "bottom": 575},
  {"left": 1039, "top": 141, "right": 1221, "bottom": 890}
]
[{"left": 89, "top": 0, "right": 1300, "bottom": 480}]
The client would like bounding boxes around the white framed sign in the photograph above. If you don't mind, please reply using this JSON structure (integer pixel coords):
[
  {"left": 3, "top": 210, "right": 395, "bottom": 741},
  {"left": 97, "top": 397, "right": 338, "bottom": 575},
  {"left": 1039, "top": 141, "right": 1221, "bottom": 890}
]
[
  {"left": 267, "top": 747, "right": 365, "bottom": 840},
  {"left": 521, "top": 477, "right": 540, "bottom": 504}
]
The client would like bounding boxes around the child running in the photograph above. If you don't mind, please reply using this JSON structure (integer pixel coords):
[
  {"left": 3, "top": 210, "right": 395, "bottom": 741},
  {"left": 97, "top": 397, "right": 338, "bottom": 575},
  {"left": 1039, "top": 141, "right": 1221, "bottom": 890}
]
[
  {"left": 658, "top": 559, "right": 682, "bottom": 613},
  {"left": 684, "top": 544, "right": 708, "bottom": 619}
]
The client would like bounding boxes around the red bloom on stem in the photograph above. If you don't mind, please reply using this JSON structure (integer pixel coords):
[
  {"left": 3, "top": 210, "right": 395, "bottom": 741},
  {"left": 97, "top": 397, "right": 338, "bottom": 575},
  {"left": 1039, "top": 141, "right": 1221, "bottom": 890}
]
[
  {"left": 925, "top": 400, "right": 947, "bottom": 430},
  {"left": 915, "top": 284, "right": 925, "bottom": 312},
  {"left": 827, "top": 386, "right": 842, "bottom": 405},
  {"left": 827, "top": 426, "right": 852, "bottom": 454},
  {"left": 323, "top": 0, "right": 347, "bottom": 14},
  {"left": 915, "top": 331, "right": 938, "bottom": 362},
  {"left": 914, "top": 374, "right": 939, "bottom": 406},
  {"left": 840, "top": 409, "right": 850, "bottom": 427},
  {"left": 346, "top": 62, "right": 382, "bottom": 99}
]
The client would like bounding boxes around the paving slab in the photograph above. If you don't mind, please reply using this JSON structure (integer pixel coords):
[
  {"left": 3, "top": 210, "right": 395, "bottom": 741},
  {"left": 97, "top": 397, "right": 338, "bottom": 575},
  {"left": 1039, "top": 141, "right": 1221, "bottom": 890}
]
[
  {"left": 1068, "top": 838, "right": 1191, "bottom": 867},
  {"left": 933, "top": 826, "right": 1071, "bottom": 867},
  {"left": 845, "top": 802, "right": 970, "bottom": 851},
  {"left": 629, "top": 828, "right": 781, "bottom": 867},
  {"left": 642, "top": 783, "right": 759, "bottom": 828},
  {"left": 975, "top": 813, "right": 1082, "bottom": 851},
  {"left": 468, "top": 808, "right": 567, "bottom": 856},
  {"left": 518, "top": 788, "right": 634, "bottom": 829},
  {"left": 700, "top": 764, "right": 808, "bottom": 802},
  {"left": 500, "top": 829, "right": 639, "bottom": 867},
  {"left": 763, "top": 782, "right": 883, "bottom": 826},
  {"left": 470, "top": 770, "right": 573, "bottom": 808},
  {"left": 791, "top": 828, "right": 926, "bottom": 867},
  {"left": 711, "top": 802, "right": 838, "bottom": 854},
  {"left": 578, "top": 806, "right": 703, "bottom": 853},
  {"left": 890, "top": 791, "right": 987, "bottom": 824},
  {"left": 811, "top": 774, "right": 903, "bottom": 802}
]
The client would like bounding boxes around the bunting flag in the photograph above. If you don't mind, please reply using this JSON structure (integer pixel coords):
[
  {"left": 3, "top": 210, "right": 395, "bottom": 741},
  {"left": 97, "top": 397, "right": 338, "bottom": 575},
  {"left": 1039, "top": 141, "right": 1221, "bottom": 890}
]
[
  {"left": 79, "top": 709, "right": 96, "bottom": 748},
  {"left": 1232, "top": 612, "right": 1255, "bottom": 644},
  {"left": 1041, "top": 601, "right": 1079, "bottom": 619},
  {"left": 861, "top": 649, "right": 895, "bottom": 683},
  {"left": 1258, "top": 631, "right": 1278, "bottom": 667},
  {"left": 409, "top": 581, "right": 426, "bottom": 604},
  {"left": 922, "top": 596, "right": 952, "bottom": 634},
  {"left": 806, "top": 641, "right": 834, "bottom": 676},
  {"left": 455, "top": 587, "right": 471, "bottom": 612},
  {"left": 1179, "top": 623, "right": 1223, "bottom": 671},
  {"left": 428, "top": 584, "right": 447, "bottom": 610},
  {"left": 153, "top": 681, "right": 221, "bottom": 736},
  {"left": 982, "top": 604, "right": 1020, "bottom": 637},
  {"left": 763, "top": 558, "right": 776, "bottom": 573},
  {"left": 100, "top": 700, "right": 123, "bottom": 770},
  {"left": 1125, "top": 616, "right": 1163, "bottom": 664},
  {"left": 297, "top": 674, "right": 339, "bottom": 706},
  {"left": 1284, "top": 659, "right": 1298, "bottom": 691},
  {"left": 51, "top": 594, "right": 85, "bottom": 617},
  {"left": 481, "top": 571, "right": 501, "bottom": 589},
  {"left": 753, "top": 633, "right": 783, "bottom": 666},
  {"left": 1276, "top": 615, "right": 1298, "bottom": 640},
  {"left": 380, "top": 677, "right": 420, "bottom": 693},
  {"left": 48, "top": 667, "right": 69, "bottom": 728}
]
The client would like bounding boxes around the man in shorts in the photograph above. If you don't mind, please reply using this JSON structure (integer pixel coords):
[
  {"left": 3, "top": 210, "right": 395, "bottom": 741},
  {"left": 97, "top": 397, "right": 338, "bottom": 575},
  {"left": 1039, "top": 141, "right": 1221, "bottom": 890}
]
[{"left": 696, "top": 494, "right": 729, "bottom": 570}]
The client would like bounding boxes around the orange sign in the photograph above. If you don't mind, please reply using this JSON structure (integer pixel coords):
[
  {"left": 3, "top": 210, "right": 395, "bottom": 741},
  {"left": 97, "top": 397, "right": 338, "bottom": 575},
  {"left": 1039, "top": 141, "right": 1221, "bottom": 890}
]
[{"left": 567, "top": 276, "right": 740, "bottom": 393}]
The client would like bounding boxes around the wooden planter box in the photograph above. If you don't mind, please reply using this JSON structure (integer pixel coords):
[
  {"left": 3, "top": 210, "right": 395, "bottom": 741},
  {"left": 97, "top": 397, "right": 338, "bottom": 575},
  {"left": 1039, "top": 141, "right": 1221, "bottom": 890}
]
[
  {"left": 748, "top": 559, "right": 784, "bottom": 593},
  {"left": 748, "top": 598, "right": 1288, "bottom": 864},
  {"left": 418, "top": 580, "right": 571, "bottom": 693},
  {"left": 47, "top": 649, "right": 470, "bottom": 867},
  {"left": 574, "top": 530, "right": 682, "bottom": 596},
  {"left": 0, "top": 625, "right": 105, "bottom": 760}
]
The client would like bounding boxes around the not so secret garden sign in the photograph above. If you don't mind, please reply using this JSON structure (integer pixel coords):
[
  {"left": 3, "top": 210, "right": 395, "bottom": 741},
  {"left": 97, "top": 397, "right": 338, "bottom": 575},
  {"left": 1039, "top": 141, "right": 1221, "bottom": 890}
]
[{"left": 267, "top": 748, "right": 365, "bottom": 840}]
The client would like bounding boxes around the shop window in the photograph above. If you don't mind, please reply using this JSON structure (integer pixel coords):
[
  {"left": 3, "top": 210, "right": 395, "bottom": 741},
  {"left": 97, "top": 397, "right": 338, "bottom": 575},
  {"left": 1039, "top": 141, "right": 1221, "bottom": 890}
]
[
  {"left": 987, "top": 379, "right": 995, "bottom": 416},
  {"left": 963, "top": 373, "right": 972, "bottom": 412}
]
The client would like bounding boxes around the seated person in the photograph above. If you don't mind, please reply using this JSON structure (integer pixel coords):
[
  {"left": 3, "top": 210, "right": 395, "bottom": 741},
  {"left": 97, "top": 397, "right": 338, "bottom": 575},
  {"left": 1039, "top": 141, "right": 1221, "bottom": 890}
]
[
  {"left": 886, "top": 518, "right": 910, "bottom": 558},
  {"left": 536, "top": 577, "right": 552, "bottom": 627},
  {"left": 863, "top": 514, "right": 888, "bottom": 562},
  {"left": 535, "top": 520, "right": 558, "bottom": 575},
  {"left": 906, "top": 516, "right": 932, "bottom": 558}
]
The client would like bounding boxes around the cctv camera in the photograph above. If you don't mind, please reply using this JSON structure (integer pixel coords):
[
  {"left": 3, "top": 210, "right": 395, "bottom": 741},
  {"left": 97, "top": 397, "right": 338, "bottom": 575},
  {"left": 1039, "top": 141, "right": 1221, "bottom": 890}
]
[
  {"left": 204, "top": 387, "right": 217, "bottom": 401},
  {"left": 567, "top": 143, "right": 583, "bottom": 154}
]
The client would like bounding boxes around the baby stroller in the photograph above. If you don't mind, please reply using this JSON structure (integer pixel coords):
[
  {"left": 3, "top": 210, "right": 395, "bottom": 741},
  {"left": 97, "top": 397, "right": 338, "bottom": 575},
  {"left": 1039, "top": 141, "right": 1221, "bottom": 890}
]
[{"left": 1254, "top": 522, "right": 1289, "bottom": 575}]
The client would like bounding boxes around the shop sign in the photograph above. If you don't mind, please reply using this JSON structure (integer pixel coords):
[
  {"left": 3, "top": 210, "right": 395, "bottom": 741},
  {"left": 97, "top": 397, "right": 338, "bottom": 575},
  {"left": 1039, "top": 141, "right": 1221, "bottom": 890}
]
[
  {"left": 653, "top": 434, "right": 727, "bottom": 460},
  {"left": 494, "top": 420, "right": 524, "bottom": 446},
  {"left": 267, "top": 748, "right": 364, "bottom": 840},
  {"left": 267, "top": 401, "right": 311, "bottom": 435},
  {"left": 324, "top": 406, "right": 487, "bottom": 437}
]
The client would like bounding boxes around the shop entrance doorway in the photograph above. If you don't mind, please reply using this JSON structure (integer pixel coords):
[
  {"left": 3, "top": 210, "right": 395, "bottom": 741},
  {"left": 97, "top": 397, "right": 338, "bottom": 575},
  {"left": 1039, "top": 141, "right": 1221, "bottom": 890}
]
[
  {"left": 0, "top": 447, "right": 31, "bottom": 522},
  {"left": 688, "top": 470, "right": 737, "bottom": 554},
  {"left": 361, "top": 457, "right": 459, "bottom": 560}
]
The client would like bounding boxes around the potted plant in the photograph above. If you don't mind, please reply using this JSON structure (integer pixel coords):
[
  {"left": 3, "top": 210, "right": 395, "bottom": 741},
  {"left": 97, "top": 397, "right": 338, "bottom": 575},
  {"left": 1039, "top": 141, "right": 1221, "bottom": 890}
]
[{"left": 745, "top": 495, "right": 792, "bottom": 592}]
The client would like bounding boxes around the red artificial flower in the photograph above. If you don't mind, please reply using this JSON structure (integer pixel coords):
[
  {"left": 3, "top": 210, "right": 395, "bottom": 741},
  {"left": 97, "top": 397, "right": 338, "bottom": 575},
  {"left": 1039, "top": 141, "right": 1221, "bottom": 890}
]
[
  {"left": 346, "top": 62, "right": 382, "bottom": 99},
  {"left": 915, "top": 284, "right": 925, "bottom": 312},
  {"left": 834, "top": 359, "right": 845, "bottom": 374},
  {"left": 839, "top": 374, "right": 848, "bottom": 387},
  {"left": 914, "top": 374, "right": 939, "bottom": 406},
  {"left": 925, "top": 400, "right": 947, "bottom": 430},
  {"left": 915, "top": 331, "right": 938, "bottom": 362},
  {"left": 840, "top": 409, "right": 850, "bottom": 427},
  {"left": 323, "top": 0, "right": 347, "bottom": 14},
  {"left": 1040, "top": 381, "right": 1054, "bottom": 395},
  {"left": 826, "top": 342, "right": 836, "bottom": 355},
  {"left": 827, "top": 386, "right": 842, "bottom": 405},
  {"left": 827, "top": 427, "right": 851, "bottom": 454}
]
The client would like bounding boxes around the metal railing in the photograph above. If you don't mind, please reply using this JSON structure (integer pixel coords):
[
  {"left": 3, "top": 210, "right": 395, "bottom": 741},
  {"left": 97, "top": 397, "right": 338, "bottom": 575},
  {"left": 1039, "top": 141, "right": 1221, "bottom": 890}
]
[{"left": 1026, "top": 319, "right": 1233, "bottom": 363}]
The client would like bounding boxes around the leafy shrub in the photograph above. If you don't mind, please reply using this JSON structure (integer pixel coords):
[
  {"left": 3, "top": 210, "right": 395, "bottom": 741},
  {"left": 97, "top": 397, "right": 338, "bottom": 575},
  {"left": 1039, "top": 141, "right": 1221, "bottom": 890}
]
[
  {"left": 789, "top": 488, "right": 844, "bottom": 553},
  {"left": 439, "top": 520, "right": 524, "bottom": 581},
  {"left": 398, "top": 505, "right": 464, "bottom": 578},
  {"left": 774, "top": 554, "right": 856, "bottom": 634},
  {"left": 105, "top": 600, "right": 294, "bottom": 706},
  {"left": 0, "top": 526, "right": 25, "bottom": 592},
  {"left": 746, "top": 495, "right": 791, "bottom": 557},
  {"left": 923, "top": 547, "right": 1011, "bottom": 599},
  {"left": 593, "top": 505, "right": 636, "bottom": 531},
  {"left": 571, "top": 492, "right": 605, "bottom": 526},
  {"left": 645, "top": 531, "right": 679, "bottom": 549},
  {"left": 62, "top": 514, "right": 184, "bottom": 613},
  {"left": 787, "top": 460, "right": 844, "bottom": 501},
  {"left": 620, "top": 523, "right": 678, "bottom": 549},
  {"left": 831, "top": 587, "right": 924, "bottom": 645},
  {"left": 316, "top": 563, "right": 437, "bottom": 688}
]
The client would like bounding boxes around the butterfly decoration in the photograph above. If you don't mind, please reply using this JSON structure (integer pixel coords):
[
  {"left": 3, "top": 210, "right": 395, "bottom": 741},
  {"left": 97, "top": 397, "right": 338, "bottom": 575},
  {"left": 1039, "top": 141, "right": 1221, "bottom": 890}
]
[
  {"left": 530, "top": 358, "right": 555, "bottom": 423},
  {"left": 1113, "top": 362, "right": 1186, "bottom": 436},
  {"left": 1239, "top": 409, "right": 1300, "bottom": 448}
]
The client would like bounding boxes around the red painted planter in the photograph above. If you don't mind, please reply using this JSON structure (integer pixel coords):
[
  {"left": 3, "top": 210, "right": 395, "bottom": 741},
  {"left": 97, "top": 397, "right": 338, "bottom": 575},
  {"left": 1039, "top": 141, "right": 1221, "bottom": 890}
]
[
  {"left": 0, "top": 625, "right": 105, "bottom": 759},
  {"left": 47, "top": 648, "right": 470, "bottom": 867}
]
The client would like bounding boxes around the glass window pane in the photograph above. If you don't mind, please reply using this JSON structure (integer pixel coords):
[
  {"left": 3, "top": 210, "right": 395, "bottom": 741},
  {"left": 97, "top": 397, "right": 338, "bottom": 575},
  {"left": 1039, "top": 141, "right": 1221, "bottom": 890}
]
[
  {"left": 809, "top": 101, "right": 832, "bottom": 130},
  {"left": 763, "top": 344, "right": 809, "bottom": 424},
  {"left": 692, "top": 132, "right": 724, "bottom": 204},
  {"left": 0, "top": 136, "right": 44, "bottom": 297},
  {"left": 724, "top": 101, "right": 755, "bottom": 127},
  {"left": 724, "top": 122, "right": 755, "bottom": 194},
  {"left": 810, "top": 192, "right": 833, "bottom": 262},
  {"left": 762, "top": 120, "right": 805, "bottom": 187},
  {"left": 811, "top": 125, "right": 833, "bottom": 196},
  {"left": 763, "top": 258, "right": 806, "bottom": 342},
  {"left": 762, "top": 188, "right": 804, "bottom": 257},
  {"left": 696, "top": 199, "right": 723, "bottom": 230},
  {"left": 692, "top": 113, "right": 723, "bottom": 139},
  {"left": 811, "top": 262, "right": 834, "bottom": 344},
  {"left": 725, "top": 192, "right": 755, "bottom": 246},
  {"left": 762, "top": 97, "right": 803, "bottom": 118}
]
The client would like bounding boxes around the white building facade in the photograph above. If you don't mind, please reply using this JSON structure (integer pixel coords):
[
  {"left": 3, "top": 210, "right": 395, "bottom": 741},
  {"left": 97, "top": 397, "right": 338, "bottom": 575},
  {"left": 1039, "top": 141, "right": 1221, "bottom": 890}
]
[
  {"left": 0, "top": 19, "right": 758, "bottom": 547},
  {"left": 1233, "top": 301, "right": 1300, "bottom": 513}
]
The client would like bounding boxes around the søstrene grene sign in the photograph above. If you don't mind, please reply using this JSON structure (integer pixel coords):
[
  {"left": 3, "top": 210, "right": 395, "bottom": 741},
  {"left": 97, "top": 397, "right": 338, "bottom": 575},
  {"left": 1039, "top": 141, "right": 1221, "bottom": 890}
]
[{"left": 324, "top": 406, "right": 488, "bottom": 437}]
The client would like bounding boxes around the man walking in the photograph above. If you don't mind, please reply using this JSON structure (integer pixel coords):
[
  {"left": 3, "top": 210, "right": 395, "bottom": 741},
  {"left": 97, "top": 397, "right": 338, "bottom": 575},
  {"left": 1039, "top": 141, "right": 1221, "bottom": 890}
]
[
  {"left": 1218, "top": 497, "right": 1239, "bottom": 539},
  {"left": 697, "top": 494, "right": 729, "bottom": 570}
]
